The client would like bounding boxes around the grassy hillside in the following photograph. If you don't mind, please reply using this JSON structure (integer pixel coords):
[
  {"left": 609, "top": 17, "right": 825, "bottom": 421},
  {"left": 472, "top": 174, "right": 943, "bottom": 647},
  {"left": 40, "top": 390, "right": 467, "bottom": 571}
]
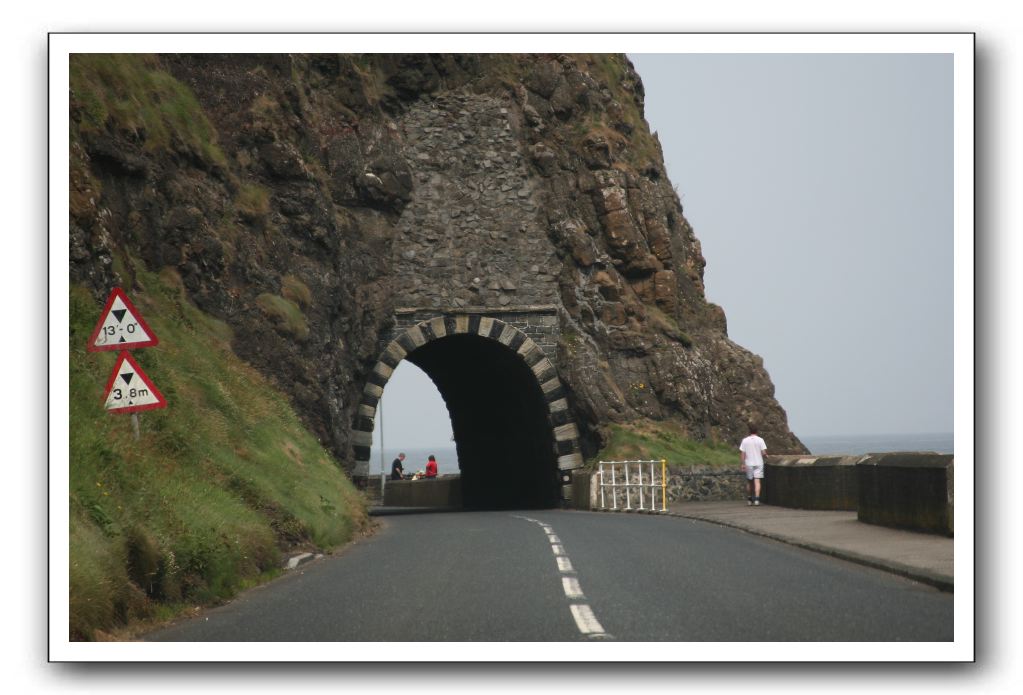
[
  {"left": 69, "top": 262, "right": 368, "bottom": 641},
  {"left": 592, "top": 420, "right": 739, "bottom": 469},
  {"left": 70, "top": 54, "right": 227, "bottom": 167}
]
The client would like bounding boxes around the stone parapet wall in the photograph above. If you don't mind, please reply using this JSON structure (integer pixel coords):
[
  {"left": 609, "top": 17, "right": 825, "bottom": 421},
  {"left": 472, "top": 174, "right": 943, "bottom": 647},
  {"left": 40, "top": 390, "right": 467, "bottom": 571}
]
[
  {"left": 765, "top": 452, "right": 954, "bottom": 536},
  {"left": 576, "top": 453, "right": 955, "bottom": 528},
  {"left": 571, "top": 469, "right": 597, "bottom": 510},
  {"left": 857, "top": 453, "right": 954, "bottom": 536},
  {"left": 764, "top": 456, "right": 861, "bottom": 511},
  {"left": 382, "top": 476, "right": 462, "bottom": 508}
]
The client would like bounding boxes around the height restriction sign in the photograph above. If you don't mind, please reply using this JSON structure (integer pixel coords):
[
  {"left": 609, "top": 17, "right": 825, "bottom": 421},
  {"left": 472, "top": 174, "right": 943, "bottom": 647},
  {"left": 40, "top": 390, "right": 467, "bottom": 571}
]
[
  {"left": 102, "top": 351, "right": 167, "bottom": 413},
  {"left": 87, "top": 287, "right": 159, "bottom": 351}
]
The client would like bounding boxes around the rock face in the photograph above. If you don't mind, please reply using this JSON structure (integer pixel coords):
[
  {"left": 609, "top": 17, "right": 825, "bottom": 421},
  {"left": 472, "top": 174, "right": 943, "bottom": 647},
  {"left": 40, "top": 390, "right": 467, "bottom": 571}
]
[{"left": 69, "top": 53, "right": 806, "bottom": 473}]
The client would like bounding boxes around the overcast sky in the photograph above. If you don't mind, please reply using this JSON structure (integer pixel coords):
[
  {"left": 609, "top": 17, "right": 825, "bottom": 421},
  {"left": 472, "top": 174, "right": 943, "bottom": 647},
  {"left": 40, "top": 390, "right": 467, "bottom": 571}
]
[
  {"left": 629, "top": 53, "right": 953, "bottom": 437},
  {"left": 376, "top": 52, "right": 955, "bottom": 451}
]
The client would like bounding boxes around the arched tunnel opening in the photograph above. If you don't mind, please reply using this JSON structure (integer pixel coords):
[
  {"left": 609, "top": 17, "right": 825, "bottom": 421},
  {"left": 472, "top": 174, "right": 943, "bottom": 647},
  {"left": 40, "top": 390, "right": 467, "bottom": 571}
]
[{"left": 404, "top": 334, "right": 561, "bottom": 510}]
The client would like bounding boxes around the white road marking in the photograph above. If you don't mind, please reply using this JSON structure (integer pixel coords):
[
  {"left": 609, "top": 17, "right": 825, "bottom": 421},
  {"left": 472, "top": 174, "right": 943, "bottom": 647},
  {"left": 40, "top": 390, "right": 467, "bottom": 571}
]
[
  {"left": 570, "top": 604, "right": 607, "bottom": 636},
  {"left": 512, "top": 515, "right": 612, "bottom": 639},
  {"left": 562, "top": 577, "right": 584, "bottom": 599}
]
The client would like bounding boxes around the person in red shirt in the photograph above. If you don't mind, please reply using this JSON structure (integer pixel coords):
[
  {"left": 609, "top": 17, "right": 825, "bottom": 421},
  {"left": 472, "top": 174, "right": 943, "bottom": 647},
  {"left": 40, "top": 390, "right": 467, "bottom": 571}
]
[{"left": 424, "top": 455, "right": 438, "bottom": 478}]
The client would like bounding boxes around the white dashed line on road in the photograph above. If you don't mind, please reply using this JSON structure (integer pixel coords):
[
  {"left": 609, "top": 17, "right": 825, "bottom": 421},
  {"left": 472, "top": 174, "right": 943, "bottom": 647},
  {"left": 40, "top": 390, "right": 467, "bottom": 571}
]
[
  {"left": 512, "top": 515, "right": 611, "bottom": 640},
  {"left": 562, "top": 577, "right": 584, "bottom": 599},
  {"left": 570, "top": 604, "right": 608, "bottom": 636}
]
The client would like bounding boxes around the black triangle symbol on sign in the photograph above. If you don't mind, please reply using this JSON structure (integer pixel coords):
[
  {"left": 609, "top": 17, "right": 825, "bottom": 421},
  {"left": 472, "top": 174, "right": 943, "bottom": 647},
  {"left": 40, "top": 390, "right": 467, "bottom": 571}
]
[
  {"left": 121, "top": 373, "right": 134, "bottom": 385},
  {"left": 118, "top": 336, "right": 126, "bottom": 343},
  {"left": 113, "top": 309, "right": 127, "bottom": 323}
]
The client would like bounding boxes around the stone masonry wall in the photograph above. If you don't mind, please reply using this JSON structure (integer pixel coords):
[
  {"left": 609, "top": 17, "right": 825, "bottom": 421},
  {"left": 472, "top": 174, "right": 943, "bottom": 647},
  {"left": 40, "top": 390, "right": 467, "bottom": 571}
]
[
  {"left": 667, "top": 467, "right": 747, "bottom": 502},
  {"left": 393, "top": 94, "right": 560, "bottom": 310}
]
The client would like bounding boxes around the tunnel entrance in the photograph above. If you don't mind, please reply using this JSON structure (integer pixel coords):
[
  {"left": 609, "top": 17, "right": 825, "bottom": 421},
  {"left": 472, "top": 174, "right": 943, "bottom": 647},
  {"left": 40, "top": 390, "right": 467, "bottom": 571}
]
[
  {"left": 407, "top": 334, "right": 559, "bottom": 509},
  {"left": 352, "top": 314, "right": 583, "bottom": 509}
]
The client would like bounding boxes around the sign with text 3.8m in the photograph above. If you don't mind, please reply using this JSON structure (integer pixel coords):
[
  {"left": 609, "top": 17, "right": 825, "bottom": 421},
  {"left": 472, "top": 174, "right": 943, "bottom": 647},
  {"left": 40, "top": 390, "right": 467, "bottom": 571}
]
[
  {"left": 87, "top": 287, "right": 159, "bottom": 352},
  {"left": 102, "top": 351, "right": 166, "bottom": 414}
]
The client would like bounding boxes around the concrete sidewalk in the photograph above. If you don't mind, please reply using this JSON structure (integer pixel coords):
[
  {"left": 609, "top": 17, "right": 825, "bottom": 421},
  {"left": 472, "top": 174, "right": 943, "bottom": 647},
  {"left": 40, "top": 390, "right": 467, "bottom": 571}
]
[{"left": 657, "top": 501, "right": 954, "bottom": 592}]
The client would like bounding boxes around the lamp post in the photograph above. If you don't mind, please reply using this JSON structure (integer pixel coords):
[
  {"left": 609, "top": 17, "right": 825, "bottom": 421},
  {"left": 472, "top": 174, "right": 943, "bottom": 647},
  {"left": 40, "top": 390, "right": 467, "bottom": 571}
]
[{"left": 379, "top": 395, "right": 386, "bottom": 499}]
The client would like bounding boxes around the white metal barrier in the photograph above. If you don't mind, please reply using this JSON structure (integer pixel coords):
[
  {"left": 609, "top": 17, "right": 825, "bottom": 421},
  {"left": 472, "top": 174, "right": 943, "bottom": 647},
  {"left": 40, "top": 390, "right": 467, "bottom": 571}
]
[{"left": 598, "top": 460, "right": 668, "bottom": 512}]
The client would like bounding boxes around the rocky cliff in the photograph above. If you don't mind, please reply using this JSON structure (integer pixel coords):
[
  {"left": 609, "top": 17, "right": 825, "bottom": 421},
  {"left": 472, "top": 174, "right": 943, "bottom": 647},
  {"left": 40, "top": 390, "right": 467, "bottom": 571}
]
[{"left": 69, "top": 53, "right": 807, "bottom": 467}]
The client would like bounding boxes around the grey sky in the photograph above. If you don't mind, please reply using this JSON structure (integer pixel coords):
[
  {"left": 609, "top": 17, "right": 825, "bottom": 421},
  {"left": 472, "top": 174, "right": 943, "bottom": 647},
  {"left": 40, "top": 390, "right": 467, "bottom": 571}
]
[
  {"left": 628, "top": 53, "right": 953, "bottom": 437},
  {"left": 375, "top": 52, "right": 955, "bottom": 450},
  {"left": 373, "top": 360, "right": 453, "bottom": 449}
]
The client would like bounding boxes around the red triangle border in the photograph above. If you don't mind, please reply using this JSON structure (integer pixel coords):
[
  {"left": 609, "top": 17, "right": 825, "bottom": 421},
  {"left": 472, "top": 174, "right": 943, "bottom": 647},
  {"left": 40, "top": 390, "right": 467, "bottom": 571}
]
[
  {"left": 102, "top": 351, "right": 167, "bottom": 414},
  {"left": 86, "top": 287, "right": 160, "bottom": 352}
]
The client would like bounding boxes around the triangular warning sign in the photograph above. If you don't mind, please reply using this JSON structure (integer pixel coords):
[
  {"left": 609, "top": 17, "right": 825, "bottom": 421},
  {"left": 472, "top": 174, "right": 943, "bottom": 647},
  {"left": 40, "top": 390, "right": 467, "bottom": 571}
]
[
  {"left": 87, "top": 288, "right": 159, "bottom": 352},
  {"left": 102, "top": 351, "right": 167, "bottom": 414}
]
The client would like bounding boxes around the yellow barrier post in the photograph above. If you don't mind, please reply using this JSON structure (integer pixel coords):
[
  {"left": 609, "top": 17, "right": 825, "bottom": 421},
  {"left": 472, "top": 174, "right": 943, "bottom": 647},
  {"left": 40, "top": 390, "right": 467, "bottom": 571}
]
[{"left": 661, "top": 459, "right": 667, "bottom": 512}]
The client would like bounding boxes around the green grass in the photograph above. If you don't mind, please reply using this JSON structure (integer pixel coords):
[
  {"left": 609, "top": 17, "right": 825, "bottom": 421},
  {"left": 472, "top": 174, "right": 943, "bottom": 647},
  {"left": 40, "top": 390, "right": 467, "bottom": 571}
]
[
  {"left": 645, "top": 305, "right": 693, "bottom": 348},
  {"left": 70, "top": 54, "right": 227, "bottom": 167},
  {"left": 592, "top": 421, "right": 738, "bottom": 469},
  {"left": 69, "top": 261, "right": 366, "bottom": 640},
  {"left": 281, "top": 275, "right": 312, "bottom": 309},
  {"left": 255, "top": 293, "right": 309, "bottom": 340},
  {"left": 574, "top": 54, "right": 662, "bottom": 171},
  {"left": 235, "top": 182, "right": 271, "bottom": 221}
]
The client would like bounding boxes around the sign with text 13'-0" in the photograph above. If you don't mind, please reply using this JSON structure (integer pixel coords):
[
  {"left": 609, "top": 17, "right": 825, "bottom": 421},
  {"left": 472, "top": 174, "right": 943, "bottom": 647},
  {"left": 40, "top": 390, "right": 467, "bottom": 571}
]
[
  {"left": 87, "top": 287, "right": 159, "bottom": 352},
  {"left": 102, "top": 351, "right": 166, "bottom": 414}
]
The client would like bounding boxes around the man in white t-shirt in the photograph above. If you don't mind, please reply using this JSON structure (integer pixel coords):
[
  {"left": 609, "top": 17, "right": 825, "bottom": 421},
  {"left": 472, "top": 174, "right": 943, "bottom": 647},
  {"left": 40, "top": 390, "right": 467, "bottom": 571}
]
[{"left": 739, "top": 424, "right": 768, "bottom": 506}]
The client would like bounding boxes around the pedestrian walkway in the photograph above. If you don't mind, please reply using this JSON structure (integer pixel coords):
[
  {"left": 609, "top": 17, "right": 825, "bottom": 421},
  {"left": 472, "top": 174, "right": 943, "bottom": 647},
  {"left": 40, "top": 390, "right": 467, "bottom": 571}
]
[{"left": 660, "top": 501, "right": 954, "bottom": 592}]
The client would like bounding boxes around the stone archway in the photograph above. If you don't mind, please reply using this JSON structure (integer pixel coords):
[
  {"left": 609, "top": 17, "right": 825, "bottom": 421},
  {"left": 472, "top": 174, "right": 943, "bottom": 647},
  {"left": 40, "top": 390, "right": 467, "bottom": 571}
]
[{"left": 351, "top": 314, "right": 583, "bottom": 508}]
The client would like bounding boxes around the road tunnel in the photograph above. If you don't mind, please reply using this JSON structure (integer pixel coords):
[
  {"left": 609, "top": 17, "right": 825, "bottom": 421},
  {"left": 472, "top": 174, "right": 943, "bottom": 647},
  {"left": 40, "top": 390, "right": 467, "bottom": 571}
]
[{"left": 405, "top": 334, "right": 561, "bottom": 509}]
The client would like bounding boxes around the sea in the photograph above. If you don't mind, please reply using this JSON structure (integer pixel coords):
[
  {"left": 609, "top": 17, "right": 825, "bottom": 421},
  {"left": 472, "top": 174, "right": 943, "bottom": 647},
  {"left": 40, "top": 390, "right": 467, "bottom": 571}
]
[
  {"left": 373, "top": 433, "right": 954, "bottom": 474},
  {"left": 799, "top": 432, "right": 954, "bottom": 456},
  {"left": 374, "top": 445, "right": 461, "bottom": 476}
]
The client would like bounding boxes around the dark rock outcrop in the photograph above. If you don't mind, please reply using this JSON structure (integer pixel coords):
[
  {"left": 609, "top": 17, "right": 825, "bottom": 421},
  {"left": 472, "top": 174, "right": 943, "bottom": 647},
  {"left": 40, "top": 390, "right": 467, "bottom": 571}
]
[{"left": 69, "top": 53, "right": 806, "bottom": 468}]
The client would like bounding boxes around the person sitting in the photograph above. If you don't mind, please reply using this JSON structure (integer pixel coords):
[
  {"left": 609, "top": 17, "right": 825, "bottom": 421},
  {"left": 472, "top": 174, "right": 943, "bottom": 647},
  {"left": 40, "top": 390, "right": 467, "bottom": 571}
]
[{"left": 424, "top": 455, "right": 438, "bottom": 479}]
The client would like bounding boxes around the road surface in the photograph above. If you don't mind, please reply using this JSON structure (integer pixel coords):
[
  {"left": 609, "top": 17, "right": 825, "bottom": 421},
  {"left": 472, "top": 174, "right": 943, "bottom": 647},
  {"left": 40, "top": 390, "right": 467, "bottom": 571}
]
[{"left": 145, "top": 510, "right": 952, "bottom": 641}]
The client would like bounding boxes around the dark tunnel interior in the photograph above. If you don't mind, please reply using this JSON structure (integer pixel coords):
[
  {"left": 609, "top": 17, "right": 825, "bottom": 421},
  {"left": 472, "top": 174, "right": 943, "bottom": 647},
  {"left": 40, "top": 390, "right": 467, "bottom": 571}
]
[{"left": 405, "top": 334, "right": 560, "bottom": 509}]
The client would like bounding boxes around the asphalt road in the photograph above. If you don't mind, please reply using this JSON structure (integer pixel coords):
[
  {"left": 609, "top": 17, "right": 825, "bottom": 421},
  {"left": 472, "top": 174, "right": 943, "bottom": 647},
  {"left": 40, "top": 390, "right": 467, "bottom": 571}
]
[{"left": 145, "top": 510, "right": 953, "bottom": 642}]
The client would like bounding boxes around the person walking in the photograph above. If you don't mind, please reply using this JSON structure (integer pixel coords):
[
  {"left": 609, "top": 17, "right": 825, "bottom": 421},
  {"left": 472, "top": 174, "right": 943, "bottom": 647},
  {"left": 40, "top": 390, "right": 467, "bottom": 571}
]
[
  {"left": 739, "top": 424, "right": 767, "bottom": 506},
  {"left": 390, "top": 452, "right": 406, "bottom": 480}
]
